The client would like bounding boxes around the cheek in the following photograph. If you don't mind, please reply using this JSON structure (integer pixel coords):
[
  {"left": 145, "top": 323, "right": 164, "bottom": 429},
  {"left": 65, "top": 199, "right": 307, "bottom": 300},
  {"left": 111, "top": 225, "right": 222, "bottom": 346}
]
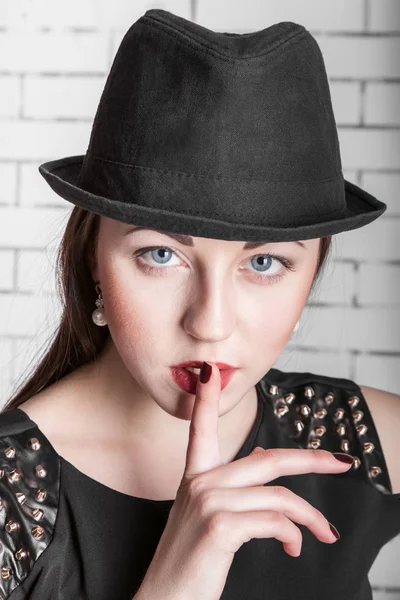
[{"left": 248, "top": 272, "right": 313, "bottom": 350}]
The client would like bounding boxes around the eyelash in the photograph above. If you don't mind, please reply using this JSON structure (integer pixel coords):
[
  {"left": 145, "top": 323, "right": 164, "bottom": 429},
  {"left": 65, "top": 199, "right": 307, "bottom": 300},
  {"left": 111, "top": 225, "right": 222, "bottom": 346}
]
[{"left": 132, "top": 246, "right": 296, "bottom": 285}]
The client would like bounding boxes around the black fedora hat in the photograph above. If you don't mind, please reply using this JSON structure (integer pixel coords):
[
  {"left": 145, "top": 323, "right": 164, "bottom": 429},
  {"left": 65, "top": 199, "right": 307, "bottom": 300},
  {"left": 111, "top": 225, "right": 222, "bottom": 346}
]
[{"left": 38, "top": 9, "right": 386, "bottom": 243}]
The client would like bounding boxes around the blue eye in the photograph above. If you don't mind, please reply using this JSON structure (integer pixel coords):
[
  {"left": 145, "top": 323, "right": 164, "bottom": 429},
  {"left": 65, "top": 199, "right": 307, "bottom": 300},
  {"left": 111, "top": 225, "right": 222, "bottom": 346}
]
[{"left": 132, "top": 246, "right": 296, "bottom": 285}]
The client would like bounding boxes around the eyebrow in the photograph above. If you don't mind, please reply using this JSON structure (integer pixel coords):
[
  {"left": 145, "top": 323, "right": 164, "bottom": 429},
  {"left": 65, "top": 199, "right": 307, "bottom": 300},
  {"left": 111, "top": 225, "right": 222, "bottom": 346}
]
[{"left": 123, "top": 226, "right": 306, "bottom": 250}]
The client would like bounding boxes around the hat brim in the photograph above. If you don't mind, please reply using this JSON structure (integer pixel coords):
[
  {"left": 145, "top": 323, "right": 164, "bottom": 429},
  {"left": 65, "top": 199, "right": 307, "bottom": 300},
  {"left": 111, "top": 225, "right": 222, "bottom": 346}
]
[{"left": 38, "top": 155, "right": 387, "bottom": 242}]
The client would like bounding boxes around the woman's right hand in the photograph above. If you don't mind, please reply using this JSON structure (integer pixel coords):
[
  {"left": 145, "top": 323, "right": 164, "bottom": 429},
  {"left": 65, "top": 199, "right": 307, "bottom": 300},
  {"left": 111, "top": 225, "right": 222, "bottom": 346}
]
[{"left": 135, "top": 362, "right": 354, "bottom": 600}]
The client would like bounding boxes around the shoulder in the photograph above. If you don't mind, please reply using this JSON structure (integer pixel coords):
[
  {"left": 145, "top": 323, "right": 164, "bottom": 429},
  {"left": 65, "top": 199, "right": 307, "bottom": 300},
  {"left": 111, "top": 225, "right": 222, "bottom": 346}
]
[
  {"left": 260, "top": 368, "right": 400, "bottom": 497},
  {"left": 358, "top": 385, "right": 400, "bottom": 495},
  {"left": 0, "top": 408, "right": 60, "bottom": 598}
]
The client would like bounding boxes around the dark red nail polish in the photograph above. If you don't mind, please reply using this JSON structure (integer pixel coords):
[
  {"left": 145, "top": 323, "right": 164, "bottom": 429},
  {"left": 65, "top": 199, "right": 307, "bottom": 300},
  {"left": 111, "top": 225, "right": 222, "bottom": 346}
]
[
  {"left": 200, "top": 361, "right": 212, "bottom": 384},
  {"left": 332, "top": 453, "right": 354, "bottom": 464},
  {"left": 329, "top": 522, "right": 340, "bottom": 540}
]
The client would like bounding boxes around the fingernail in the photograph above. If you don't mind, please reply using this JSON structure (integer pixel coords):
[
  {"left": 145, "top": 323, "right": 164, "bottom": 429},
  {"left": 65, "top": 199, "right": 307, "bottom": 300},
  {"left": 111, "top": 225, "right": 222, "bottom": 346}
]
[
  {"left": 200, "top": 361, "right": 212, "bottom": 384},
  {"left": 332, "top": 453, "right": 354, "bottom": 464},
  {"left": 329, "top": 522, "right": 340, "bottom": 540}
]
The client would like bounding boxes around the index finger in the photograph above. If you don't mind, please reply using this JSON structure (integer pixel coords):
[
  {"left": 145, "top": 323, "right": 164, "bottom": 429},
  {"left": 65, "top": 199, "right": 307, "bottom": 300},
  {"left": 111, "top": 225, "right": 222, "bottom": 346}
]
[{"left": 182, "top": 362, "right": 223, "bottom": 480}]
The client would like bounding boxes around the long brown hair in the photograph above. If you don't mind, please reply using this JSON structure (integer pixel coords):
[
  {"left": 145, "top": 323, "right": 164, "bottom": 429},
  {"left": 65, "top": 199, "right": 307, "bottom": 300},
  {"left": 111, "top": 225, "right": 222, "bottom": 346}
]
[{"left": 1, "top": 207, "right": 333, "bottom": 413}]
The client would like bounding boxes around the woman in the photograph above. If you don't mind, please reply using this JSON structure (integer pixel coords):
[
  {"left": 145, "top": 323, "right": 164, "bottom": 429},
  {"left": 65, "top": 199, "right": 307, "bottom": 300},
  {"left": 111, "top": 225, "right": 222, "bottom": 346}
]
[{"left": 0, "top": 8, "right": 399, "bottom": 600}]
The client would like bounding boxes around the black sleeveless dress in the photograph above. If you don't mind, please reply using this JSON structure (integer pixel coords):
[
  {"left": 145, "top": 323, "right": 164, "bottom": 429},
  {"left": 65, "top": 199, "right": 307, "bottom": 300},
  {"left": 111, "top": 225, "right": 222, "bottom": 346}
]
[{"left": 0, "top": 367, "right": 399, "bottom": 600}]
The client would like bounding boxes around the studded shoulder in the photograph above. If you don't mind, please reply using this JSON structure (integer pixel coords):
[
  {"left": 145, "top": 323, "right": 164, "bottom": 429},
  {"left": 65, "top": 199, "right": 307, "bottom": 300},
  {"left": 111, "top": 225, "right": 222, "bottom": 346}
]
[
  {"left": 259, "top": 368, "right": 393, "bottom": 496},
  {"left": 0, "top": 409, "right": 60, "bottom": 598}
]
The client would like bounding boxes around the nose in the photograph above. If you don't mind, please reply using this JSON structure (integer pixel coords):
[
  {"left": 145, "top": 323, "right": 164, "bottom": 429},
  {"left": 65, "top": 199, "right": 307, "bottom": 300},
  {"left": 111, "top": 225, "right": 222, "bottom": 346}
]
[{"left": 182, "top": 278, "right": 236, "bottom": 343}]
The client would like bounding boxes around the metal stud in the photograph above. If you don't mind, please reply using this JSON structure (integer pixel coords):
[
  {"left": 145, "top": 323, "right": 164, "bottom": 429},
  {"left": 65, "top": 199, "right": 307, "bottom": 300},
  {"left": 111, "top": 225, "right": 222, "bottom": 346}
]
[
  {"left": 275, "top": 404, "right": 289, "bottom": 417},
  {"left": 1, "top": 567, "right": 12, "bottom": 579},
  {"left": 336, "top": 423, "right": 346, "bottom": 436},
  {"left": 284, "top": 393, "right": 296, "bottom": 404},
  {"left": 9, "top": 468, "right": 22, "bottom": 481},
  {"left": 352, "top": 457, "right": 361, "bottom": 469},
  {"left": 314, "top": 426, "right": 327, "bottom": 437},
  {"left": 16, "top": 492, "right": 26, "bottom": 505},
  {"left": 363, "top": 442, "right": 375, "bottom": 454},
  {"left": 0, "top": 468, "right": 4, "bottom": 478},
  {"left": 352, "top": 410, "right": 364, "bottom": 424},
  {"left": 356, "top": 424, "right": 368, "bottom": 436},
  {"left": 334, "top": 408, "right": 345, "bottom": 420},
  {"left": 5, "top": 447, "right": 16, "bottom": 459},
  {"left": 369, "top": 466, "right": 382, "bottom": 478},
  {"left": 5, "top": 520, "right": 19, "bottom": 533},
  {"left": 35, "top": 465, "right": 47, "bottom": 478},
  {"left": 15, "top": 548, "right": 28, "bottom": 561},
  {"left": 269, "top": 385, "right": 279, "bottom": 396},
  {"left": 325, "top": 392, "right": 335, "bottom": 405},
  {"left": 294, "top": 420, "right": 305, "bottom": 433},
  {"left": 300, "top": 404, "right": 312, "bottom": 417},
  {"left": 340, "top": 439, "right": 350, "bottom": 453},
  {"left": 32, "top": 525, "right": 45, "bottom": 540},
  {"left": 29, "top": 437, "right": 41, "bottom": 451},
  {"left": 315, "top": 408, "right": 327, "bottom": 419},
  {"left": 32, "top": 508, "right": 44, "bottom": 521},
  {"left": 308, "top": 439, "right": 321, "bottom": 449},
  {"left": 348, "top": 395, "right": 360, "bottom": 409},
  {"left": 35, "top": 488, "right": 47, "bottom": 502},
  {"left": 304, "top": 386, "right": 315, "bottom": 399}
]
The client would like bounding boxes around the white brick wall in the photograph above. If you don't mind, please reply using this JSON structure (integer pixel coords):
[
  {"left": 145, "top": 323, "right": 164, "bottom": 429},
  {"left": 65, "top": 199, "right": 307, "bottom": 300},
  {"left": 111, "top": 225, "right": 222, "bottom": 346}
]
[{"left": 0, "top": 1, "right": 399, "bottom": 597}]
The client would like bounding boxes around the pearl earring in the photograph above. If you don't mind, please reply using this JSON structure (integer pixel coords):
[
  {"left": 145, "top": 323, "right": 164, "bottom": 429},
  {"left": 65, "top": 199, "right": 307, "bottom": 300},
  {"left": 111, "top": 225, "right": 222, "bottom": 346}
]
[
  {"left": 92, "top": 283, "right": 108, "bottom": 326},
  {"left": 293, "top": 320, "right": 300, "bottom": 332}
]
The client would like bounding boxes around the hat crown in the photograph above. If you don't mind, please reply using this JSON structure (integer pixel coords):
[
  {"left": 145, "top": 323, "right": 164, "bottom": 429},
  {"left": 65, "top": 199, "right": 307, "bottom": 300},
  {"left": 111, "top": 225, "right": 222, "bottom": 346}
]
[
  {"left": 80, "top": 9, "right": 342, "bottom": 186},
  {"left": 39, "top": 10, "right": 386, "bottom": 243}
]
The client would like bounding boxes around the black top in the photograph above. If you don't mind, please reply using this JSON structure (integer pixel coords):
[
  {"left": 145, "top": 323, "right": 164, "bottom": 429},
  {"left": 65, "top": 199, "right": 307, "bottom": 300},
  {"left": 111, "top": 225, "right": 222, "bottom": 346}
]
[{"left": 0, "top": 368, "right": 399, "bottom": 600}]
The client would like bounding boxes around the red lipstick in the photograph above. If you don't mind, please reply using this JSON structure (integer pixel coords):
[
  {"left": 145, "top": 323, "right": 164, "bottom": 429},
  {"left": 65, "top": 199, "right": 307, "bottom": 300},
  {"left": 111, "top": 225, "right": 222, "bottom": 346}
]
[{"left": 170, "top": 361, "right": 238, "bottom": 394}]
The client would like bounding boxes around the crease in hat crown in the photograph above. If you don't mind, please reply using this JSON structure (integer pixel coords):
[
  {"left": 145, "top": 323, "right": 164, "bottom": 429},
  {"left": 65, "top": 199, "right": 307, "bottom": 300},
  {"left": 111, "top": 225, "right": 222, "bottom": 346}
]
[
  {"left": 141, "top": 9, "right": 307, "bottom": 60},
  {"left": 37, "top": 8, "right": 387, "bottom": 243}
]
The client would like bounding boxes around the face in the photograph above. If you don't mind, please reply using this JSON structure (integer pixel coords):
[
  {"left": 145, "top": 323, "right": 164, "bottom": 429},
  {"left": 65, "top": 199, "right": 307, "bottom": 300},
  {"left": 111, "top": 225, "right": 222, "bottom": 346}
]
[{"left": 91, "top": 216, "right": 321, "bottom": 420}]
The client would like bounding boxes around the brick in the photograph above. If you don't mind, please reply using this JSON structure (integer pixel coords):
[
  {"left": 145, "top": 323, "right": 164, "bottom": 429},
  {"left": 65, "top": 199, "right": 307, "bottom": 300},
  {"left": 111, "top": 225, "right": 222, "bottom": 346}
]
[
  {"left": 0, "top": 32, "right": 108, "bottom": 73},
  {"left": 24, "top": 75, "right": 107, "bottom": 119},
  {"left": 273, "top": 348, "right": 351, "bottom": 379},
  {"left": 20, "top": 163, "right": 67, "bottom": 207},
  {"left": 369, "top": 0, "right": 400, "bottom": 32},
  {"left": 0, "top": 292, "right": 61, "bottom": 336},
  {"left": 338, "top": 128, "right": 400, "bottom": 170},
  {"left": 100, "top": 0, "right": 191, "bottom": 29},
  {"left": 0, "top": 163, "right": 17, "bottom": 205},
  {"left": 330, "top": 81, "right": 361, "bottom": 125},
  {"left": 295, "top": 305, "right": 400, "bottom": 352},
  {"left": 369, "top": 534, "right": 400, "bottom": 587},
  {"left": 0, "top": 75, "right": 20, "bottom": 118},
  {"left": 355, "top": 354, "right": 400, "bottom": 393},
  {"left": 0, "top": 338, "right": 13, "bottom": 371},
  {"left": 0, "top": 206, "right": 70, "bottom": 249},
  {"left": 358, "top": 264, "right": 400, "bottom": 305},
  {"left": 196, "top": 0, "right": 364, "bottom": 32},
  {"left": 16, "top": 249, "right": 57, "bottom": 294},
  {"left": 0, "top": 121, "right": 91, "bottom": 160},
  {"left": 0, "top": 251, "right": 14, "bottom": 291},
  {"left": 309, "top": 260, "right": 356, "bottom": 306},
  {"left": 365, "top": 82, "right": 400, "bottom": 126},
  {"left": 317, "top": 36, "right": 400, "bottom": 79},
  {"left": 361, "top": 173, "right": 400, "bottom": 216},
  {"left": 337, "top": 219, "right": 400, "bottom": 261}
]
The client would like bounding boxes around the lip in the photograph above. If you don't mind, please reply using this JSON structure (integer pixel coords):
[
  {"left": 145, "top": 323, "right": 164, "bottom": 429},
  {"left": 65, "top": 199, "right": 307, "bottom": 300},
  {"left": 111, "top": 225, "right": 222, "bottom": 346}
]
[
  {"left": 170, "top": 366, "right": 237, "bottom": 394},
  {"left": 172, "top": 361, "right": 238, "bottom": 370}
]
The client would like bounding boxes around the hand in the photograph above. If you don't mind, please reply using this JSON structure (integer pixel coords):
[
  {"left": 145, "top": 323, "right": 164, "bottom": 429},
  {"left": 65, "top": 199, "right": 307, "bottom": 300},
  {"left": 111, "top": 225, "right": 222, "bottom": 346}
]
[{"left": 135, "top": 362, "right": 353, "bottom": 600}]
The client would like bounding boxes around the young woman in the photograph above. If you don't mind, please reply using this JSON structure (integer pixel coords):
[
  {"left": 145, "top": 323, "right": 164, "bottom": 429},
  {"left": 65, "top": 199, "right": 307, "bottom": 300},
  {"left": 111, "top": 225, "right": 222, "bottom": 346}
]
[{"left": 1, "top": 8, "right": 399, "bottom": 600}]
